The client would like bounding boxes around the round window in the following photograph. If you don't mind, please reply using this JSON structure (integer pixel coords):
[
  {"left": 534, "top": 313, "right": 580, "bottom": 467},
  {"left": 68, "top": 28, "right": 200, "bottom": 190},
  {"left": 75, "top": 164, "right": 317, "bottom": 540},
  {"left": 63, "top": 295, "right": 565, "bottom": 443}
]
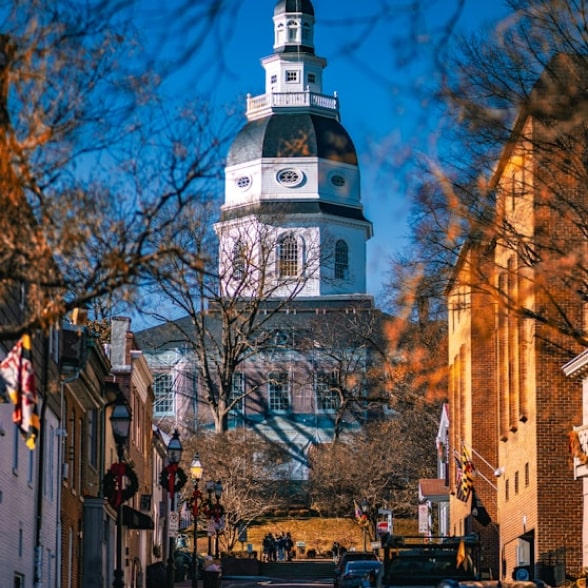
[
  {"left": 236, "top": 176, "right": 251, "bottom": 189},
  {"left": 276, "top": 168, "right": 303, "bottom": 187},
  {"left": 330, "top": 174, "right": 346, "bottom": 188}
]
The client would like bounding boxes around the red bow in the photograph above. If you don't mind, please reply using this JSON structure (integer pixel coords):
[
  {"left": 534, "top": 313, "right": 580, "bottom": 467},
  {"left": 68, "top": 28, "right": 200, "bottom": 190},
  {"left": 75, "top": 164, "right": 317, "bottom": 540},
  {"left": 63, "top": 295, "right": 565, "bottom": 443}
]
[
  {"left": 111, "top": 462, "right": 127, "bottom": 508},
  {"left": 166, "top": 463, "right": 178, "bottom": 494}
]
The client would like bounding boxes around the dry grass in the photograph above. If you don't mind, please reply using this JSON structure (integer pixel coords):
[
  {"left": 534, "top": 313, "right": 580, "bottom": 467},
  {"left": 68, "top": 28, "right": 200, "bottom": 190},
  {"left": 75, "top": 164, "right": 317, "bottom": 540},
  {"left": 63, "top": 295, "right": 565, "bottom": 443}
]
[{"left": 239, "top": 518, "right": 418, "bottom": 557}]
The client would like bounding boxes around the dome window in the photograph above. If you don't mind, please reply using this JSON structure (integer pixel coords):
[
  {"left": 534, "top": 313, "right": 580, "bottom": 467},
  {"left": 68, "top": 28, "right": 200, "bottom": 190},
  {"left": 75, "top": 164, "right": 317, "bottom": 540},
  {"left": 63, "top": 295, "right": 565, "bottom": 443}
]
[
  {"left": 278, "top": 234, "right": 298, "bottom": 277},
  {"left": 330, "top": 174, "right": 346, "bottom": 188},
  {"left": 235, "top": 176, "right": 251, "bottom": 190},
  {"left": 334, "top": 240, "right": 349, "bottom": 280},
  {"left": 276, "top": 168, "right": 303, "bottom": 187}
]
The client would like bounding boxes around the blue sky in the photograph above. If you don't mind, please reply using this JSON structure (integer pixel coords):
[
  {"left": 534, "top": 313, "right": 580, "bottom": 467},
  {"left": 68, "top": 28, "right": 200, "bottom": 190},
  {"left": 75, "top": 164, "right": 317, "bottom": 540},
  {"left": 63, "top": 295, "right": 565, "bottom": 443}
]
[{"left": 136, "top": 0, "right": 508, "bottom": 301}]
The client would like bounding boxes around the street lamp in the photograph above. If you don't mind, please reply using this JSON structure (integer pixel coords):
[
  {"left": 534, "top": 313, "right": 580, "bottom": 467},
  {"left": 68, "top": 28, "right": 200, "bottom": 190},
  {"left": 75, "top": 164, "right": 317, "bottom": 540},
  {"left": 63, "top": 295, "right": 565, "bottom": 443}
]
[
  {"left": 213, "top": 480, "right": 223, "bottom": 558},
  {"left": 190, "top": 454, "right": 203, "bottom": 588},
  {"left": 205, "top": 480, "right": 215, "bottom": 556},
  {"left": 110, "top": 392, "right": 132, "bottom": 588},
  {"left": 164, "top": 429, "right": 183, "bottom": 588},
  {"left": 360, "top": 499, "right": 370, "bottom": 552}
]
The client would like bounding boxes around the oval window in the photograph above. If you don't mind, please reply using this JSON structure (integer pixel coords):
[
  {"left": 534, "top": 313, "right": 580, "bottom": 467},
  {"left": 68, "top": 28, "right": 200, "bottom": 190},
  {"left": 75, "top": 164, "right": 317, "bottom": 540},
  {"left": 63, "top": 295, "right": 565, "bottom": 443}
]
[
  {"left": 330, "top": 174, "right": 346, "bottom": 188},
  {"left": 236, "top": 176, "right": 251, "bottom": 189},
  {"left": 276, "top": 168, "right": 303, "bottom": 187}
]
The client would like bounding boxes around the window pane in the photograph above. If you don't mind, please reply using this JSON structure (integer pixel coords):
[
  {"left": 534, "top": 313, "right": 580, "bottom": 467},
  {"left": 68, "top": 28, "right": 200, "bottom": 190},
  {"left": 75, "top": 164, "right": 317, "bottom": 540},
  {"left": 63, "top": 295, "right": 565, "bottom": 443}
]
[
  {"left": 335, "top": 240, "right": 349, "bottom": 280},
  {"left": 316, "top": 371, "right": 340, "bottom": 411},
  {"left": 154, "top": 373, "right": 174, "bottom": 416},
  {"left": 278, "top": 236, "right": 298, "bottom": 277},
  {"left": 268, "top": 372, "right": 290, "bottom": 411},
  {"left": 231, "top": 373, "right": 244, "bottom": 411}
]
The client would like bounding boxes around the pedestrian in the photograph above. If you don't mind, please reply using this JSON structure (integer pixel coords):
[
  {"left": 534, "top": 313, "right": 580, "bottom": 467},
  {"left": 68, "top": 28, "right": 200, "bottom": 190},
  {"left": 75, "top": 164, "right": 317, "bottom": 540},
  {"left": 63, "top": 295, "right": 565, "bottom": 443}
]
[
  {"left": 285, "top": 532, "right": 294, "bottom": 561},
  {"left": 262, "top": 533, "right": 272, "bottom": 562},
  {"left": 277, "top": 533, "right": 286, "bottom": 561},
  {"left": 332, "top": 541, "right": 340, "bottom": 562}
]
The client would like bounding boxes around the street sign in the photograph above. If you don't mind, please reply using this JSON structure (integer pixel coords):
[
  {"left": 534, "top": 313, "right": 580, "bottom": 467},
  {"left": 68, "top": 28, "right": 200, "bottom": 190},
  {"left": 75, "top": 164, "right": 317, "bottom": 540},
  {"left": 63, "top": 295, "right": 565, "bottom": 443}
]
[
  {"left": 169, "top": 512, "right": 179, "bottom": 538},
  {"left": 418, "top": 504, "right": 429, "bottom": 534}
]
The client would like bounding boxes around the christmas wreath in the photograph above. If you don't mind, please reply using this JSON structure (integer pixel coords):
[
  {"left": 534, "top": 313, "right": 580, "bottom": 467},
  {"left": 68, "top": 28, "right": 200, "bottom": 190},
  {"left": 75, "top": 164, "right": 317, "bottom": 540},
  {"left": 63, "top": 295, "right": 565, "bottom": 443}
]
[
  {"left": 569, "top": 430, "right": 588, "bottom": 465},
  {"left": 159, "top": 463, "right": 188, "bottom": 494},
  {"left": 202, "top": 499, "right": 225, "bottom": 521},
  {"left": 103, "top": 462, "right": 139, "bottom": 508}
]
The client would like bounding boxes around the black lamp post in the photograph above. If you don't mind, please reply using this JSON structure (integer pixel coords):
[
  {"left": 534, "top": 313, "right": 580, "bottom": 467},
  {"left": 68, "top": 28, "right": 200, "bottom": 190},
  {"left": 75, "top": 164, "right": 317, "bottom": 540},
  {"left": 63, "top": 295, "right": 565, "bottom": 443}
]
[
  {"left": 213, "top": 480, "right": 223, "bottom": 559},
  {"left": 190, "top": 454, "right": 203, "bottom": 588},
  {"left": 360, "top": 499, "right": 370, "bottom": 551},
  {"left": 205, "top": 480, "right": 215, "bottom": 556},
  {"left": 110, "top": 393, "right": 132, "bottom": 588},
  {"left": 165, "top": 429, "right": 183, "bottom": 588}
]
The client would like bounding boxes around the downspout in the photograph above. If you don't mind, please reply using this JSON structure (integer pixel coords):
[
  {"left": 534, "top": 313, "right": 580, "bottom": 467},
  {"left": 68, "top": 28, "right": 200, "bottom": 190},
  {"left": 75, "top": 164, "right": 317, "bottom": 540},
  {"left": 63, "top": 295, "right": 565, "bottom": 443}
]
[
  {"left": 33, "top": 334, "right": 50, "bottom": 588},
  {"left": 55, "top": 369, "right": 81, "bottom": 588}
]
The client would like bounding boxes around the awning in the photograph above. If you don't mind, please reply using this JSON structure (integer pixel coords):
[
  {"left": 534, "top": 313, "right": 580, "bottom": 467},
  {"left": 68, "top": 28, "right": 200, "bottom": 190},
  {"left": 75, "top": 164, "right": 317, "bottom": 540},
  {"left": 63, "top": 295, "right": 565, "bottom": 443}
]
[
  {"left": 418, "top": 478, "right": 450, "bottom": 503},
  {"left": 122, "top": 505, "right": 154, "bottom": 530}
]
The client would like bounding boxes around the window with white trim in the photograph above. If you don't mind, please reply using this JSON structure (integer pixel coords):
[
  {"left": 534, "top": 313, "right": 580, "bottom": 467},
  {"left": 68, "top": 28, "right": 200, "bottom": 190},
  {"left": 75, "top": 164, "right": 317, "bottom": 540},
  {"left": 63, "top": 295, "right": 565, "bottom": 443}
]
[
  {"left": 286, "top": 70, "right": 299, "bottom": 82},
  {"left": 335, "top": 240, "right": 349, "bottom": 280},
  {"left": 268, "top": 372, "right": 290, "bottom": 412},
  {"left": 316, "top": 371, "right": 340, "bottom": 412},
  {"left": 278, "top": 235, "right": 298, "bottom": 277},
  {"left": 287, "top": 19, "right": 298, "bottom": 42},
  {"left": 154, "top": 373, "right": 174, "bottom": 416},
  {"left": 232, "top": 241, "right": 247, "bottom": 281},
  {"left": 230, "top": 373, "right": 244, "bottom": 411}
]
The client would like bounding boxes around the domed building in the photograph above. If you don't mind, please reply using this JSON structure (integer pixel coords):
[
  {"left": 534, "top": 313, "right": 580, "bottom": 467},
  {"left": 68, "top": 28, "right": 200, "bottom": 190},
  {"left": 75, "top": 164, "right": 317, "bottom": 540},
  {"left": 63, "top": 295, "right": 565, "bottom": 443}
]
[
  {"left": 215, "top": 0, "right": 372, "bottom": 301},
  {"left": 138, "top": 0, "right": 386, "bottom": 485}
]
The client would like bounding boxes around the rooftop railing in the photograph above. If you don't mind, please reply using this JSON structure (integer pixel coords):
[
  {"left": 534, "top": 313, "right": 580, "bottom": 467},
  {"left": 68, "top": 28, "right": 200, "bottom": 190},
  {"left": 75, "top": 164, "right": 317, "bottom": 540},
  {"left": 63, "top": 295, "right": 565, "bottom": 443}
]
[{"left": 246, "top": 89, "right": 339, "bottom": 120}]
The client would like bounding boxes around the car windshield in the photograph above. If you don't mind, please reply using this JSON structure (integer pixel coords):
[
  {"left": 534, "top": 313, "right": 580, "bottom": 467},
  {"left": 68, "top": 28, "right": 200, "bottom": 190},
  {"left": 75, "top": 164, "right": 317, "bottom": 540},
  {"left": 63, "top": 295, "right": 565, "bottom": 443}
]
[{"left": 345, "top": 562, "right": 382, "bottom": 573}]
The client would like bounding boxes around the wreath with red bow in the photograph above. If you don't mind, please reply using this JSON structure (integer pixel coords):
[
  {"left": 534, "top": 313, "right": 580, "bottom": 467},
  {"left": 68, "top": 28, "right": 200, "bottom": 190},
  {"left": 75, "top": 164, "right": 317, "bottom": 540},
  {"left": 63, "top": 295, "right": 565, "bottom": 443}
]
[
  {"left": 103, "top": 462, "right": 139, "bottom": 508},
  {"left": 202, "top": 498, "right": 225, "bottom": 521},
  {"left": 159, "top": 463, "right": 187, "bottom": 494}
]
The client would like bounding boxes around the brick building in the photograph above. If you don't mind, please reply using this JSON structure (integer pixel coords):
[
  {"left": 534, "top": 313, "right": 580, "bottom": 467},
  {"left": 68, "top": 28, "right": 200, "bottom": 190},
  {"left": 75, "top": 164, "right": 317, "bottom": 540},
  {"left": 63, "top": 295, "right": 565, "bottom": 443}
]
[{"left": 447, "top": 54, "right": 588, "bottom": 583}]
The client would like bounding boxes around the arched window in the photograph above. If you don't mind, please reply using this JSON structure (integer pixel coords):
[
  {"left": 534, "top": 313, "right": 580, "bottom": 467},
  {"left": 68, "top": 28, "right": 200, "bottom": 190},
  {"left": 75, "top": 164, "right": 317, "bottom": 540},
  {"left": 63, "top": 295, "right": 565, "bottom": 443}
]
[
  {"left": 278, "top": 235, "right": 298, "bottom": 277},
  {"left": 232, "top": 241, "right": 246, "bottom": 281},
  {"left": 334, "top": 240, "right": 349, "bottom": 280},
  {"left": 287, "top": 19, "right": 298, "bottom": 42}
]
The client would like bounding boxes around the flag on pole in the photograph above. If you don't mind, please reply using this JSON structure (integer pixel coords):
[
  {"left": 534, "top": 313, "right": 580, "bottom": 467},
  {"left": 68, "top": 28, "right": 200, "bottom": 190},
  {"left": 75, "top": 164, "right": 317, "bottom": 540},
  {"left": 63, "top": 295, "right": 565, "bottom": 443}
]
[
  {"left": 0, "top": 334, "right": 39, "bottom": 449},
  {"left": 471, "top": 490, "right": 491, "bottom": 526},
  {"left": 455, "top": 448, "right": 474, "bottom": 502}
]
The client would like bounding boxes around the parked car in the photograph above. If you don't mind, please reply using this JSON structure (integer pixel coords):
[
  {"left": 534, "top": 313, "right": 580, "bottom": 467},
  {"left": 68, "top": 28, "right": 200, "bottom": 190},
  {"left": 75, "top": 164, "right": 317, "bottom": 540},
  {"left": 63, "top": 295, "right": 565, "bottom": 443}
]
[
  {"left": 339, "top": 560, "right": 383, "bottom": 588},
  {"left": 335, "top": 552, "right": 379, "bottom": 588}
]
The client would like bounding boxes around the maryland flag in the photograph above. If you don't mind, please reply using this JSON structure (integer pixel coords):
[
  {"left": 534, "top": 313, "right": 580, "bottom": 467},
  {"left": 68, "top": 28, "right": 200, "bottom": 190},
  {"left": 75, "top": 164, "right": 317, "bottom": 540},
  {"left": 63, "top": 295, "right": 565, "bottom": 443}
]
[
  {"left": 0, "top": 334, "right": 39, "bottom": 449},
  {"left": 455, "top": 448, "right": 475, "bottom": 502},
  {"left": 354, "top": 500, "right": 369, "bottom": 526}
]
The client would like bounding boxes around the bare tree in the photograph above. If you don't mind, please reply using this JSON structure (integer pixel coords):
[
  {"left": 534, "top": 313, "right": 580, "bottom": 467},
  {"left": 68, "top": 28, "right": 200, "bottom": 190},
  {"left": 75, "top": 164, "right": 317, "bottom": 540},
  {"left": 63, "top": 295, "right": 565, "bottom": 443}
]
[
  {"left": 141, "top": 207, "right": 324, "bottom": 433},
  {"left": 392, "top": 0, "right": 588, "bottom": 352},
  {"left": 308, "top": 411, "right": 439, "bottom": 521},
  {"left": 0, "top": 0, "right": 238, "bottom": 340},
  {"left": 179, "top": 429, "right": 291, "bottom": 553}
]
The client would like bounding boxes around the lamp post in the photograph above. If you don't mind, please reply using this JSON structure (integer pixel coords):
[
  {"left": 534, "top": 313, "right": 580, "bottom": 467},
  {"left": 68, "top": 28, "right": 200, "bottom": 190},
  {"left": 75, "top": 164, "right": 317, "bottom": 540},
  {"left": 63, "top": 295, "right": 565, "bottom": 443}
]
[
  {"left": 165, "top": 429, "right": 183, "bottom": 588},
  {"left": 205, "top": 480, "right": 215, "bottom": 556},
  {"left": 110, "top": 392, "right": 132, "bottom": 588},
  {"left": 360, "top": 499, "right": 370, "bottom": 552},
  {"left": 213, "top": 480, "right": 223, "bottom": 559},
  {"left": 190, "top": 454, "right": 203, "bottom": 588}
]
